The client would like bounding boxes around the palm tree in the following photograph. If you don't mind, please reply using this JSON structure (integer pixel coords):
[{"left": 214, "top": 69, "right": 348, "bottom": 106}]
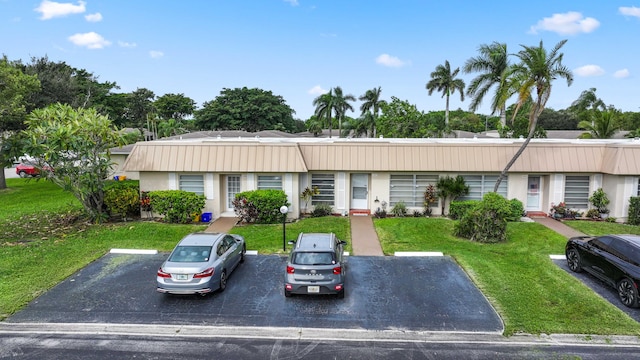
[
  {"left": 463, "top": 42, "right": 511, "bottom": 127},
  {"left": 341, "top": 113, "right": 373, "bottom": 138},
  {"left": 359, "top": 87, "right": 387, "bottom": 137},
  {"left": 426, "top": 60, "right": 466, "bottom": 126},
  {"left": 332, "top": 86, "right": 356, "bottom": 138},
  {"left": 494, "top": 39, "right": 573, "bottom": 191},
  {"left": 578, "top": 108, "right": 619, "bottom": 139},
  {"left": 312, "top": 90, "right": 334, "bottom": 138}
]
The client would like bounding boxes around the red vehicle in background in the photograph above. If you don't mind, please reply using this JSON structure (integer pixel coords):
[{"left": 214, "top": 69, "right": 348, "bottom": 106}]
[{"left": 16, "top": 163, "right": 42, "bottom": 177}]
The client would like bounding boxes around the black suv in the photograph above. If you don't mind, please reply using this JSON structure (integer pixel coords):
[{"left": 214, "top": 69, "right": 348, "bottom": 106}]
[{"left": 284, "top": 233, "right": 347, "bottom": 298}]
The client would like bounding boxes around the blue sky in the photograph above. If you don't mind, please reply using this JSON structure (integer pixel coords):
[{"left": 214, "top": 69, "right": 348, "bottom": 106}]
[{"left": 1, "top": 0, "right": 639, "bottom": 120}]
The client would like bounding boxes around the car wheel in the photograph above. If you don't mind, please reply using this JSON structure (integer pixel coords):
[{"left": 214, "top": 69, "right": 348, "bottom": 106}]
[
  {"left": 18, "top": 171, "right": 28, "bottom": 178},
  {"left": 566, "top": 248, "right": 583, "bottom": 273},
  {"left": 284, "top": 290, "right": 292, "bottom": 298},
  {"left": 618, "top": 278, "right": 640, "bottom": 308},
  {"left": 336, "top": 290, "right": 345, "bottom": 299},
  {"left": 240, "top": 244, "right": 246, "bottom": 263},
  {"left": 219, "top": 270, "right": 227, "bottom": 292}
]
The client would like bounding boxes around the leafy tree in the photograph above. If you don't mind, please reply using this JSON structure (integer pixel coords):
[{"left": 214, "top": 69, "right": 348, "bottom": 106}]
[
  {"left": 464, "top": 42, "right": 511, "bottom": 126},
  {"left": 124, "top": 88, "right": 156, "bottom": 134},
  {"left": 312, "top": 90, "right": 335, "bottom": 138},
  {"left": 426, "top": 60, "right": 465, "bottom": 126},
  {"left": 377, "top": 97, "right": 427, "bottom": 138},
  {"left": 332, "top": 86, "right": 356, "bottom": 138},
  {"left": 537, "top": 108, "right": 578, "bottom": 130},
  {"left": 22, "top": 56, "right": 117, "bottom": 111},
  {"left": 157, "top": 118, "right": 187, "bottom": 138},
  {"left": 21, "top": 103, "right": 125, "bottom": 222},
  {"left": 568, "top": 88, "right": 605, "bottom": 123},
  {"left": 342, "top": 113, "right": 371, "bottom": 138},
  {"left": 359, "top": 87, "right": 387, "bottom": 137},
  {"left": 0, "top": 56, "right": 40, "bottom": 190},
  {"left": 155, "top": 93, "right": 195, "bottom": 120},
  {"left": 304, "top": 115, "right": 324, "bottom": 136},
  {"left": 494, "top": 40, "right": 573, "bottom": 191},
  {"left": 578, "top": 108, "right": 620, "bottom": 139},
  {"left": 195, "top": 87, "right": 296, "bottom": 132},
  {"left": 619, "top": 111, "right": 640, "bottom": 131}
]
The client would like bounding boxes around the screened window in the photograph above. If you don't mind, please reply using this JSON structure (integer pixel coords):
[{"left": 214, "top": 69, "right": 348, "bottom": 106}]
[
  {"left": 258, "top": 175, "right": 282, "bottom": 190},
  {"left": 637, "top": 178, "right": 640, "bottom": 196},
  {"left": 459, "top": 175, "right": 508, "bottom": 201},
  {"left": 389, "top": 174, "right": 438, "bottom": 207},
  {"left": 179, "top": 174, "right": 204, "bottom": 195},
  {"left": 564, "top": 175, "right": 589, "bottom": 208},
  {"left": 311, "top": 174, "right": 335, "bottom": 206}
]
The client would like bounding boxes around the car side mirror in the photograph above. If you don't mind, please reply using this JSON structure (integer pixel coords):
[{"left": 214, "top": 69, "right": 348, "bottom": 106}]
[
  {"left": 288, "top": 240, "right": 296, "bottom": 245},
  {"left": 340, "top": 240, "right": 347, "bottom": 245}
]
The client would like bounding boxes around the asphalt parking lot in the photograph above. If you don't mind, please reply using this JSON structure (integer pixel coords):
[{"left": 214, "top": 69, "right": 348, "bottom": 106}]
[
  {"left": 554, "top": 259, "right": 640, "bottom": 322},
  {"left": 7, "top": 253, "right": 503, "bottom": 333}
]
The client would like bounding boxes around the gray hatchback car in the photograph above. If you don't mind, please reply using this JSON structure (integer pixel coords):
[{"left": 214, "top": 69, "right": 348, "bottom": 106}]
[{"left": 284, "top": 233, "right": 347, "bottom": 298}]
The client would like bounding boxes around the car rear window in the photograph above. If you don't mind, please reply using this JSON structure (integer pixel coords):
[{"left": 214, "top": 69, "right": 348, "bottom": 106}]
[
  {"left": 168, "top": 246, "right": 212, "bottom": 262},
  {"left": 292, "top": 252, "right": 335, "bottom": 265}
]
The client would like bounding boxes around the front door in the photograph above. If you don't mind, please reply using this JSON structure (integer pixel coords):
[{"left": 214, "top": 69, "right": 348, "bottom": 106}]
[
  {"left": 226, "top": 175, "right": 241, "bottom": 211},
  {"left": 526, "top": 176, "right": 541, "bottom": 211},
  {"left": 351, "top": 174, "right": 369, "bottom": 209}
]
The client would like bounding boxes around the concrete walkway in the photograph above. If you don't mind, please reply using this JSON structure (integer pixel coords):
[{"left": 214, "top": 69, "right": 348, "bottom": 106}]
[
  {"left": 204, "top": 217, "right": 238, "bottom": 233},
  {"left": 530, "top": 215, "right": 587, "bottom": 239},
  {"left": 349, "top": 215, "right": 384, "bottom": 256}
]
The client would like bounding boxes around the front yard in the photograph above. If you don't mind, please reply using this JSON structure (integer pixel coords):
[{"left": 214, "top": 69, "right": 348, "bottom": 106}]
[{"left": 2, "top": 178, "right": 640, "bottom": 336}]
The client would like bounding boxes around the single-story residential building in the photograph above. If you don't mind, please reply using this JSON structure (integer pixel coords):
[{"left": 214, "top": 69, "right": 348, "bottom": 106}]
[{"left": 121, "top": 137, "right": 640, "bottom": 222}]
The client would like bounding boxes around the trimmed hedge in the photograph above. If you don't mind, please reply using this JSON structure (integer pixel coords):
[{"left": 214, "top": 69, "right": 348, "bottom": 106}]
[
  {"left": 148, "top": 190, "right": 206, "bottom": 224},
  {"left": 629, "top": 197, "right": 640, "bottom": 225},
  {"left": 233, "top": 189, "right": 289, "bottom": 224},
  {"left": 449, "top": 200, "right": 478, "bottom": 220},
  {"left": 454, "top": 192, "right": 512, "bottom": 243},
  {"left": 104, "top": 180, "right": 140, "bottom": 219}
]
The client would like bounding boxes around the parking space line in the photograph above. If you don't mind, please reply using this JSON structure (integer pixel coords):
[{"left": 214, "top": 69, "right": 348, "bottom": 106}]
[{"left": 549, "top": 254, "right": 566, "bottom": 260}]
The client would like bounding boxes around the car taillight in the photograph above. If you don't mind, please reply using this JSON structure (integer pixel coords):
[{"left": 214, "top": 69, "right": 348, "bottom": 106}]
[
  {"left": 157, "top": 268, "right": 171, "bottom": 278},
  {"left": 287, "top": 265, "right": 295, "bottom": 274},
  {"left": 193, "top": 267, "right": 215, "bottom": 278},
  {"left": 333, "top": 266, "right": 342, "bottom": 275}
]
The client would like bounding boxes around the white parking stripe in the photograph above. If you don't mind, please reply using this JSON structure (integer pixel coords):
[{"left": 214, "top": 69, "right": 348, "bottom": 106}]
[{"left": 549, "top": 254, "right": 566, "bottom": 260}]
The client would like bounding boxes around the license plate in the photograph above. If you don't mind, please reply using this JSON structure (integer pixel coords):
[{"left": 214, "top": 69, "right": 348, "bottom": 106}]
[
  {"left": 307, "top": 286, "right": 320, "bottom": 293},
  {"left": 175, "top": 274, "right": 188, "bottom": 280}
]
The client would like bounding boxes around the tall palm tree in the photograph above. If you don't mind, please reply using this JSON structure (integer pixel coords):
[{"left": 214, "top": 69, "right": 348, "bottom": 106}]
[
  {"left": 359, "top": 87, "right": 387, "bottom": 137},
  {"left": 332, "top": 86, "right": 356, "bottom": 138},
  {"left": 463, "top": 42, "right": 511, "bottom": 127},
  {"left": 494, "top": 39, "right": 573, "bottom": 191},
  {"left": 578, "top": 108, "right": 619, "bottom": 139},
  {"left": 426, "top": 60, "right": 466, "bottom": 126},
  {"left": 312, "top": 90, "right": 334, "bottom": 138}
]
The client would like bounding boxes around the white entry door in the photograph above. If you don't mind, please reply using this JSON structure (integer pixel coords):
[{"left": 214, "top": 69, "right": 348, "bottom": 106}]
[
  {"left": 226, "top": 175, "right": 241, "bottom": 211},
  {"left": 526, "top": 176, "right": 541, "bottom": 211},
  {"left": 351, "top": 174, "right": 369, "bottom": 209}
]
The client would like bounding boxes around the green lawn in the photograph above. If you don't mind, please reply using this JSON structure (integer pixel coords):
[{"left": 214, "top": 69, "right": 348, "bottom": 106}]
[
  {"left": 563, "top": 220, "right": 640, "bottom": 236},
  {"left": 2, "top": 178, "right": 640, "bottom": 336}
]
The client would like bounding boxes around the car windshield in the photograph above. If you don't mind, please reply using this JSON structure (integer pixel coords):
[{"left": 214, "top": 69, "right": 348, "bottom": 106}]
[
  {"left": 168, "top": 246, "right": 212, "bottom": 262},
  {"left": 293, "top": 252, "right": 335, "bottom": 265}
]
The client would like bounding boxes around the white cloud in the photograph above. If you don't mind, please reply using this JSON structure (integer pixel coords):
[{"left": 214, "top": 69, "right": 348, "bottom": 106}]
[
  {"left": 118, "top": 41, "right": 137, "bottom": 48},
  {"left": 375, "top": 53, "right": 407, "bottom": 68},
  {"left": 35, "top": 0, "right": 86, "bottom": 20},
  {"left": 619, "top": 6, "right": 640, "bottom": 18},
  {"left": 68, "top": 32, "right": 111, "bottom": 49},
  {"left": 84, "top": 12, "right": 102, "bottom": 22},
  {"left": 308, "top": 85, "right": 328, "bottom": 95},
  {"left": 149, "top": 50, "right": 164, "bottom": 58},
  {"left": 613, "top": 68, "right": 630, "bottom": 78},
  {"left": 284, "top": 0, "right": 299, "bottom": 6},
  {"left": 529, "top": 11, "right": 599, "bottom": 35},
  {"left": 574, "top": 65, "right": 605, "bottom": 77}
]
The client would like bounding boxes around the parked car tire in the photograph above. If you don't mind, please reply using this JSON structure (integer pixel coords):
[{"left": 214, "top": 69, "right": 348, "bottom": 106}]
[
  {"left": 18, "top": 170, "right": 28, "bottom": 178},
  {"left": 566, "top": 248, "right": 583, "bottom": 273},
  {"left": 219, "top": 270, "right": 227, "bottom": 292},
  {"left": 240, "top": 245, "right": 246, "bottom": 263},
  {"left": 284, "top": 289, "right": 292, "bottom": 298},
  {"left": 618, "top": 278, "right": 639, "bottom": 308},
  {"left": 336, "top": 290, "right": 345, "bottom": 299}
]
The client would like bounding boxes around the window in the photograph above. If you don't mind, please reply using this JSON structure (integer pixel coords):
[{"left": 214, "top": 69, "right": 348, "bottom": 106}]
[
  {"left": 459, "top": 175, "right": 508, "bottom": 201},
  {"left": 179, "top": 174, "right": 204, "bottom": 195},
  {"left": 637, "top": 177, "right": 640, "bottom": 196},
  {"left": 390, "top": 174, "right": 438, "bottom": 207},
  {"left": 564, "top": 175, "right": 589, "bottom": 208},
  {"left": 258, "top": 175, "right": 282, "bottom": 190},
  {"left": 311, "top": 174, "right": 335, "bottom": 206}
]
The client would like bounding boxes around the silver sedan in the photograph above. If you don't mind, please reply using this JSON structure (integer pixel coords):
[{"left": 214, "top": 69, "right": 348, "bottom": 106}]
[{"left": 157, "top": 232, "right": 246, "bottom": 296}]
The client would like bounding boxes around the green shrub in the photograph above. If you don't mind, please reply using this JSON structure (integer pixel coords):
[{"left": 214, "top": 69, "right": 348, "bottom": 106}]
[
  {"left": 148, "top": 190, "right": 205, "bottom": 224},
  {"left": 585, "top": 208, "right": 600, "bottom": 219},
  {"left": 311, "top": 203, "right": 333, "bottom": 217},
  {"left": 233, "top": 189, "right": 289, "bottom": 224},
  {"left": 629, "top": 197, "right": 640, "bottom": 225},
  {"left": 449, "top": 200, "right": 478, "bottom": 220},
  {"left": 454, "top": 192, "right": 510, "bottom": 243},
  {"left": 507, "top": 198, "right": 524, "bottom": 222},
  {"left": 390, "top": 201, "right": 407, "bottom": 217},
  {"left": 103, "top": 180, "right": 140, "bottom": 219}
]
